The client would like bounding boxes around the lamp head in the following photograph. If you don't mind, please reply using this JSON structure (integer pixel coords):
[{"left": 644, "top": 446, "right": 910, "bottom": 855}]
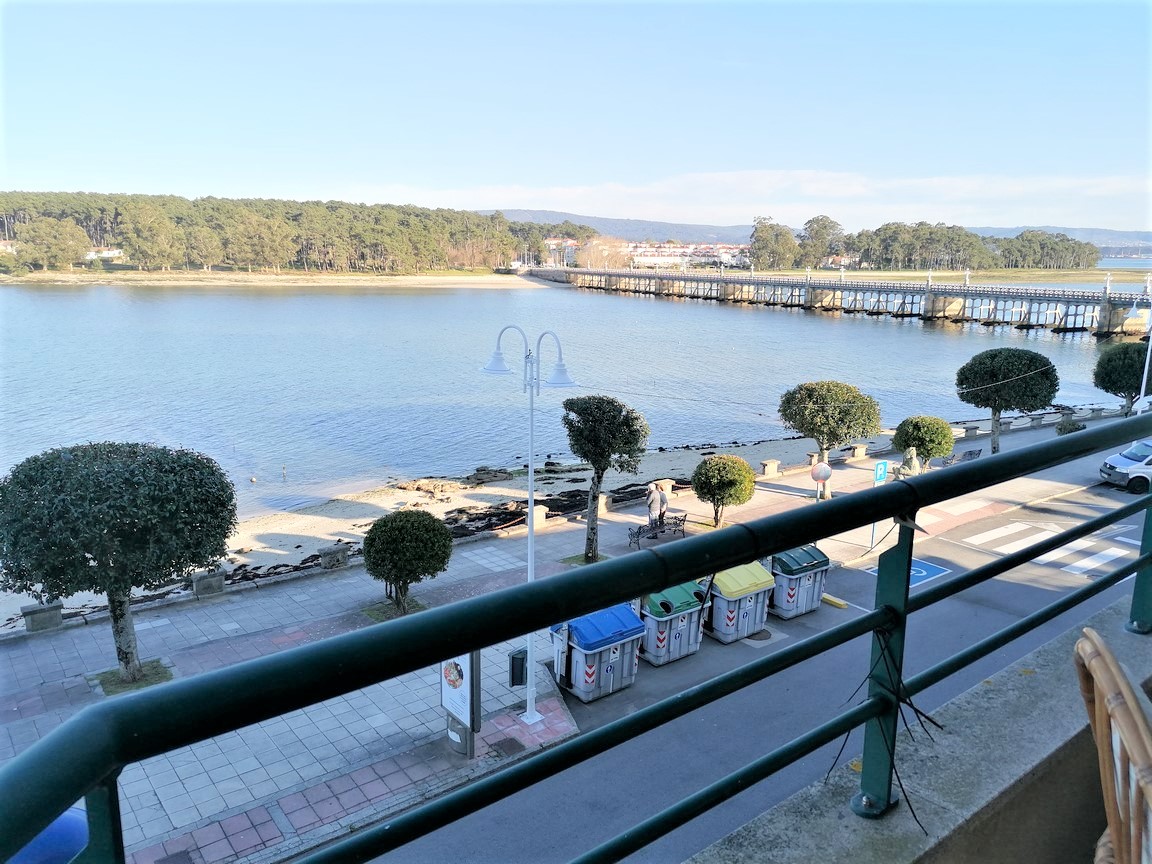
[
  {"left": 543, "top": 360, "right": 577, "bottom": 388},
  {"left": 482, "top": 350, "right": 514, "bottom": 375}
]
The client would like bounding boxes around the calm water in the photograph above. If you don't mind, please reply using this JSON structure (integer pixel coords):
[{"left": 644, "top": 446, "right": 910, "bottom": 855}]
[{"left": 0, "top": 278, "right": 1138, "bottom": 518}]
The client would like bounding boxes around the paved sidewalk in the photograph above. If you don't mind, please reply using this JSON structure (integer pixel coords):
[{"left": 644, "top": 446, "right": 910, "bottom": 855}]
[{"left": 0, "top": 418, "right": 1113, "bottom": 864}]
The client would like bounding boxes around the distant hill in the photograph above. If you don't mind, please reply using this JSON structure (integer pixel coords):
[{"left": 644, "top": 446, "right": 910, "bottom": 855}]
[
  {"left": 481, "top": 209, "right": 756, "bottom": 244},
  {"left": 483, "top": 209, "right": 1152, "bottom": 249}
]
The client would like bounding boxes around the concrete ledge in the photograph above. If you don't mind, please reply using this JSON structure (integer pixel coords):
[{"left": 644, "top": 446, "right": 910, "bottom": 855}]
[
  {"left": 687, "top": 598, "right": 1148, "bottom": 864},
  {"left": 21, "top": 600, "right": 63, "bottom": 632}
]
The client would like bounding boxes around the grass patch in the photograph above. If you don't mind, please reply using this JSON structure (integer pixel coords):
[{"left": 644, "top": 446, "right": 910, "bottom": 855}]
[
  {"left": 92, "top": 659, "right": 172, "bottom": 695},
  {"left": 561, "top": 553, "right": 610, "bottom": 566},
  {"left": 362, "top": 598, "right": 427, "bottom": 623}
]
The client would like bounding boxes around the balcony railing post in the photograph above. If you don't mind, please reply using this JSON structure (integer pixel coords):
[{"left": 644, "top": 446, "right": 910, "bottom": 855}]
[
  {"left": 851, "top": 519, "right": 915, "bottom": 818},
  {"left": 77, "top": 772, "right": 126, "bottom": 864},
  {"left": 1125, "top": 496, "right": 1152, "bottom": 634}
]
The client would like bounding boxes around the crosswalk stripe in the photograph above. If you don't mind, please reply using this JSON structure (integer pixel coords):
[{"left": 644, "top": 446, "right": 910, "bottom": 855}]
[
  {"left": 1115, "top": 536, "right": 1142, "bottom": 546},
  {"left": 995, "top": 530, "right": 1058, "bottom": 555},
  {"left": 1062, "top": 548, "right": 1129, "bottom": 575},
  {"left": 1035, "top": 538, "right": 1095, "bottom": 563},
  {"left": 963, "top": 524, "right": 1030, "bottom": 546},
  {"left": 934, "top": 498, "right": 992, "bottom": 516}
]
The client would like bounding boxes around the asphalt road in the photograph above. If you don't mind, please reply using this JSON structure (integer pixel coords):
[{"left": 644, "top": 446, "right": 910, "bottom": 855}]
[{"left": 372, "top": 483, "right": 1140, "bottom": 864}]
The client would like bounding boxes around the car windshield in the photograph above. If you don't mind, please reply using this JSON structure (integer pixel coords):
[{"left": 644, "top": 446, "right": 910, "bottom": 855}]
[{"left": 1120, "top": 442, "right": 1152, "bottom": 462}]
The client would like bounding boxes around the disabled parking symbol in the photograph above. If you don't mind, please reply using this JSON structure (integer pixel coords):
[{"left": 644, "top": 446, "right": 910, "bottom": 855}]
[{"left": 865, "top": 558, "right": 951, "bottom": 587}]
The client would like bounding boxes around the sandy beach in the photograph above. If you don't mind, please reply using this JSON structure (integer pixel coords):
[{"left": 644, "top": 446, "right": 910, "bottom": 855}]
[{"left": 0, "top": 431, "right": 891, "bottom": 628}]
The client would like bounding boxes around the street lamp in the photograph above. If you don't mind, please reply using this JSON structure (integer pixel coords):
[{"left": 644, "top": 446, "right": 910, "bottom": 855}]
[{"left": 482, "top": 325, "right": 577, "bottom": 723}]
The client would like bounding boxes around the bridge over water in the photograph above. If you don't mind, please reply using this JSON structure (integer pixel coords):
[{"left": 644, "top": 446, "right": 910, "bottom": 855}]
[{"left": 528, "top": 267, "right": 1152, "bottom": 336}]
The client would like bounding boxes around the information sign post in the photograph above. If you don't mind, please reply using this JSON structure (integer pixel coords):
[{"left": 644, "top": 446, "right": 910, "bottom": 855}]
[
  {"left": 871, "top": 461, "right": 889, "bottom": 547},
  {"left": 441, "top": 649, "right": 482, "bottom": 757}
]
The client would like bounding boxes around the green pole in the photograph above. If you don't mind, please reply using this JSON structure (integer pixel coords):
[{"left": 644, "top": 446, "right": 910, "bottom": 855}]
[
  {"left": 851, "top": 519, "right": 915, "bottom": 817},
  {"left": 76, "top": 772, "right": 125, "bottom": 864},
  {"left": 1126, "top": 494, "right": 1152, "bottom": 634}
]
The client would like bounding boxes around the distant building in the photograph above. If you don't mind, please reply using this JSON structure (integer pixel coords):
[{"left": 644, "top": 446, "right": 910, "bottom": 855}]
[
  {"left": 543, "top": 237, "right": 581, "bottom": 266},
  {"left": 86, "top": 247, "right": 124, "bottom": 261}
]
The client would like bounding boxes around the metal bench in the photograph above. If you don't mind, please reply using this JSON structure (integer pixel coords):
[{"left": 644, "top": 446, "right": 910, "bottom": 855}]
[
  {"left": 941, "top": 448, "right": 982, "bottom": 467},
  {"left": 627, "top": 514, "right": 687, "bottom": 548}
]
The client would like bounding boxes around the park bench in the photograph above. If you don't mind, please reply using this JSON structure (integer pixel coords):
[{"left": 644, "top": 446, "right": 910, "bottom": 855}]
[
  {"left": 940, "top": 448, "right": 982, "bottom": 467},
  {"left": 627, "top": 513, "right": 687, "bottom": 548}
]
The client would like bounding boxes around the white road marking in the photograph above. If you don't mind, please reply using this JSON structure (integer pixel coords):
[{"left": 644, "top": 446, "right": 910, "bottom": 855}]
[
  {"left": 995, "top": 530, "right": 1058, "bottom": 555},
  {"left": 1035, "top": 538, "right": 1095, "bottom": 563},
  {"left": 1062, "top": 548, "right": 1129, "bottom": 575},
  {"left": 963, "top": 524, "right": 1029, "bottom": 546},
  {"left": 934, "top": 498, "right": 992, "bottom": 516}
]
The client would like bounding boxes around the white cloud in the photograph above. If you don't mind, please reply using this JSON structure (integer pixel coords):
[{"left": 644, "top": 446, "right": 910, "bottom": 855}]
[{"left": 337, "top": 170, "right": 1151, "bottom": 232}]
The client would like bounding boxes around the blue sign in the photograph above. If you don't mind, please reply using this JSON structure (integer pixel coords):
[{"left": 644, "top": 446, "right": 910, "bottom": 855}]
[
  {"left": 865, "top": 557, "right": 951, "bottom": 586},
  {"left": 874, "top": 461, "right": 889, "bottom": 484}
]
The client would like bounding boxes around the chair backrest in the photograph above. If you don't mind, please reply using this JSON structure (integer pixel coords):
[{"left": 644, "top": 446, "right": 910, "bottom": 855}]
[{"left": 1075, "top": 627, "right": 1152, "bottom": 864}]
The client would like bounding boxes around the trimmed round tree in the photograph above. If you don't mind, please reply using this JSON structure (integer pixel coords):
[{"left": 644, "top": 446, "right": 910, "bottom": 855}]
[
  {"left": 0, "top": 442, "right": 236, "bottom": 681},
  {"left": 892, "top": 415, "right": 956, "bottom": 464},
  {"left": 956, "top": 348, "right": 1059, "bottom": 454},
  {"left": 1094, "top": 340, "right": 1148, "bottom": 416},
  {"left": 562, "top": 394, "right": 650, "bottom": 563},
  {"left": 777, "top": 381, "right": 882, "bottom": 464},
  {"left": 691, "top": 455, "right": 755, "bottom": 527},
  {"left": 363, "top": 510, "right": 452, "bottom": 614}
]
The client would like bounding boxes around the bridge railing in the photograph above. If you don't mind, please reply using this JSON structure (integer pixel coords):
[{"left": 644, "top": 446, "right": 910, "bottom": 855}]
[{"left": 4, "top": 417, "right": 1152, "bottom": 862}]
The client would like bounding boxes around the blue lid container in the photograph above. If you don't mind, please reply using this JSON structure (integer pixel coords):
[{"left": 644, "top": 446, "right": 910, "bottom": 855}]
[{"left": 557, "top": 603, "right": 645, "bottom": 650}]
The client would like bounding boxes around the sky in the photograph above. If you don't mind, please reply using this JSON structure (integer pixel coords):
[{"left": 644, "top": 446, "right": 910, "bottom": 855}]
[{"left": 1, "top": 0, "right": 1149, "bottom": 232}]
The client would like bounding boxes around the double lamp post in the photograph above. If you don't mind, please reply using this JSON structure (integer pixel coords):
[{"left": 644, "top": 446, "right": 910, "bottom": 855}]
[{"left": 482, "top": 325, "right": 576, "bottom": 723}]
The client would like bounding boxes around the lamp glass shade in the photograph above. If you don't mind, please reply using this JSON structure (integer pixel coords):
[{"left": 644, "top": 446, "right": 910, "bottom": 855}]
[
  {"left": 482, "top": 350, "right": 514, "bottom": 374},
  {"left": 543, "top": 361, "right": 576, "bottom": 388}
]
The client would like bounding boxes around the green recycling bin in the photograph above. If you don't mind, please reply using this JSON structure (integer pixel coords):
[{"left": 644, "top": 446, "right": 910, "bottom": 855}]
[
  {"left": 768, "top": 544, "right": 829, "bottom": 619},
  {"left": 639, "top": 581, "right": 710, "bottom": 666}
]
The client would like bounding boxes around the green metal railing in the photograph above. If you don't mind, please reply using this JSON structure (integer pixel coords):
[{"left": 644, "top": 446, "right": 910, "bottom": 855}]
[{"left": 4, "top": 415, "right": 1152, "bottom": 862}]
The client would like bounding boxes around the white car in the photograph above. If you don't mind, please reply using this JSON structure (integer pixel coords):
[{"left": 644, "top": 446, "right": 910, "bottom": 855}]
[{"left": 1100, "top": 440, "right": 1152, "bottom": 493}]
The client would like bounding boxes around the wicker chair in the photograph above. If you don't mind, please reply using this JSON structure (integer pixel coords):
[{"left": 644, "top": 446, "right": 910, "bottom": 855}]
[{"left": 1074, "top": 627, "right": 1152, "bottom": 864}]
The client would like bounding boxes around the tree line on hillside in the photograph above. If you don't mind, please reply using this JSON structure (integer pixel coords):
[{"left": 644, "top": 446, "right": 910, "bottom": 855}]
[
  {"left": 0, "top": 191, "right": 595, "bottom": 274},
  {"left": 750, "top": 215, "right": 1100, "bottom": 271}
]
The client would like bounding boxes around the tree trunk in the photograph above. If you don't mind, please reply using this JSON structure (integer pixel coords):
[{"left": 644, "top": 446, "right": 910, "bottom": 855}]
[
  {"left": 107, "top": 588, "right": 143, "bottom": 682},
  {"left": 394, "top": 582, "right": 409, "bottom": 615},
  {"left": 583, "top": 471, "right": 604, "bottom": 563},
  {"left": 990, "top": 409, "right": 1002, "bottom": 454},
  {"left": 713, "top": 503, "right": 724, "bottom": 527}
]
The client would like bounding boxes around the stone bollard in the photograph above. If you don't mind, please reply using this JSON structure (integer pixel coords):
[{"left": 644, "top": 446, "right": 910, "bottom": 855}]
[
  {"left": 193, "top": 566, "right": 226, "bottom": 598},
  {"left": 760, "top": 459, "right": 781, "bottom": 478},
  {"left": 22, "top": 600, "right": 63, "bottom": 632},
  {"left": 844, "top": 444, "right": 868, "bottom": 460},
  {"left": 807, "top": 452, "right": 820, "bottom": 466},
  {"left": 1029, "top": 415, "right": 1045, "bottom": 428},
  {"left": 318, "top": 544, "right": 349, "bottom": 569},
  {"left": 999, "top": 418, "right": 1015, "bottom": 434},
  {"left": 963, "top": 425, "right": 981, "bottom": 438},
  {"left": 595, "top": 493, "right": 609, "bottom": 515},
  {"left": 1089, "top": 407, "right": 1104, "bottom": 419}
]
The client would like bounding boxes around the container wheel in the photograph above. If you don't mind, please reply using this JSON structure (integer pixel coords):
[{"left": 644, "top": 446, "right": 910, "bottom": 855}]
[{"left": 1129, "top": 476, "right": 1150, "bottom": 494}]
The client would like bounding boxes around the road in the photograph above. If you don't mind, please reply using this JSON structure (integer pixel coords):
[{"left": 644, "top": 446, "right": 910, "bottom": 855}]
[{"left": 372, "top": 483, "right": 1140, "bottom": 864}]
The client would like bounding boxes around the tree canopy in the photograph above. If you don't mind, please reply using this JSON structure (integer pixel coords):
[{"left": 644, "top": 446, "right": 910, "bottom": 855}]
[
  {"left": 561, "top": 394, "right": 650, "bottom": 562},
  {"left": 749, "top": 216, "right": 799, "bottom": 270},
  {"left": 956, "top": 348, "right": 1060, "bottom": 452},
  {"left": 0, "top": 442, "right": 236, "bottom": 680},
  {"left": 892, "top": 415, "right": 955, "bottom": 461},
  {"left": 691, "top": 455, "right": 755, "bottom": 527},
  {"left": 363, "top": 510, "right": 453, "bottom": 614},
  {"left": 777, "top": 381, "right": 882, "bottom": 465},
  {"left": 1093, "top": 341, "right": 1149, "bottom": 416}
]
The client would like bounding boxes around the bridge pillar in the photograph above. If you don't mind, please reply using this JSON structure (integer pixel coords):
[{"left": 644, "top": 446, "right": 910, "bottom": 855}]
[
  {"left": 1099, "top": 300, "right": 1146, "bottom": 335},
  {"left": 923, "top": 293, "right": 964, "bottom": 320},
  {"left": 808, "top": 287, "right": 839, "bottom": 309}
]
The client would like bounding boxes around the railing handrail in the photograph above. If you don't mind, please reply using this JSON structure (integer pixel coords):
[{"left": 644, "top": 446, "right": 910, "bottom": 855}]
[{"left": 4, "top": 415, "right": 1152, "bottom": 859}]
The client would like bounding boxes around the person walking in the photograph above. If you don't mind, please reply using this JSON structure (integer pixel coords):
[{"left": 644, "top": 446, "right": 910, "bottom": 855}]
[{"left": 658, "top": 486, "right": 668, "bottom": 529}]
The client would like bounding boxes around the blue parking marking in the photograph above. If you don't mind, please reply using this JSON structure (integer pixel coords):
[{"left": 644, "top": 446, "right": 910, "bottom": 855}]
[{"left": 865, "top": 558, "right": 951, "bottom": 586}]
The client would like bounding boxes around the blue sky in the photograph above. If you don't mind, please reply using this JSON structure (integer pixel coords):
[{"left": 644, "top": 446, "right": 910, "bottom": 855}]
[{"left": 1, "top": 0, "right": 1149, "bottom": 231}]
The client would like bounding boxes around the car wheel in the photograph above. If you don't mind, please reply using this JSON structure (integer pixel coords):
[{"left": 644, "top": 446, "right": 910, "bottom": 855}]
[{"left": 1129, "top": 476, "right": 1150, "bottom": 494}]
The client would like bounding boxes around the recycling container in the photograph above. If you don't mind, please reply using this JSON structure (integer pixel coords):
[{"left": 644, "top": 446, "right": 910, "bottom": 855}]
[
  {"left": 703, "top": 560, "right": 775, "bottom": 643},
  {"left": 767, "top": 544, "right": 829, "bottom": 619},
  {"left": 639, "top": 581, "right": 710, "bottom": 666},
  {"left": 551, "top": 603, "right": 644, "bottom": 703}
]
